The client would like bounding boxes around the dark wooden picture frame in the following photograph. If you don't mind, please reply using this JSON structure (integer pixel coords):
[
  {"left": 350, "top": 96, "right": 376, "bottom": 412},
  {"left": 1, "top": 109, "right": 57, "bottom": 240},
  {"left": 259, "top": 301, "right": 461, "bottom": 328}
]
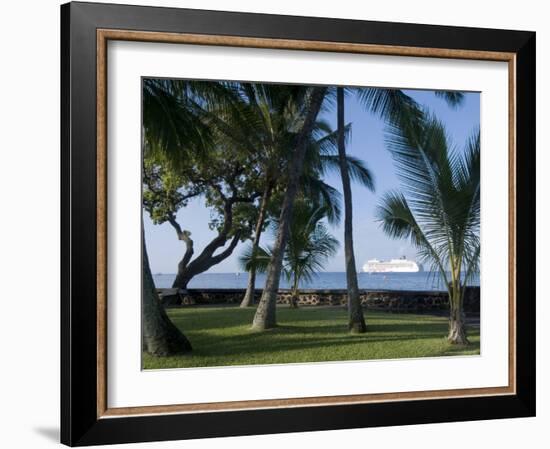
[{"left": 61, "top": 1, "right": 535, "bottom": 446}]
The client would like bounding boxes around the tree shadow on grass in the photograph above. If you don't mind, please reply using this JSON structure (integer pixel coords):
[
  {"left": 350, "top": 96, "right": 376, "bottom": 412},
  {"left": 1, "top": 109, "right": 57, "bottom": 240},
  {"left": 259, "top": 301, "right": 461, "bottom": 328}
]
[
  {"left": 147, "top": 333, "right": 480, "bottom": 368},
  {"left": 167, "top": 306, "right": 449, "bottom": 333},
  {"left": 180, "top": 325, "right": 478, "bottom": 359},
  {"left": 184, "top": 320, "right": 451, "bottom": 341},
  {"left": 154, "top": 307, "right": 480, "bottom": 368},
  {"left": 144, "top": 326, "right": 480, "bottom": 368}
]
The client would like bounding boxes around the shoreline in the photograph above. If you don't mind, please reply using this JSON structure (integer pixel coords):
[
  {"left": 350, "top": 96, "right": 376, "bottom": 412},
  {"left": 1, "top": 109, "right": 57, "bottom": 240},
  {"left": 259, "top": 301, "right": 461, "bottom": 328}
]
[{"left": 152, "top": 272, "right": 480, "bottom": 292}]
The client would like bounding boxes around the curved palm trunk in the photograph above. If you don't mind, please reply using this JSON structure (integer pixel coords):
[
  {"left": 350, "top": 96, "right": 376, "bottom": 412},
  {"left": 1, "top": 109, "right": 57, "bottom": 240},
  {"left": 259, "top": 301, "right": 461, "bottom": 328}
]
[
  {"left": 142, "top": 229, "right": 192, "bottom": 356},
  {"left": 241, "top": 186, "right": 271, "bottom": 308},
  {"left": 252, "top": 87, "right": 327, "bottom": 330},
  {"left": 337, "top": 87, "right": 366, "bottom": 333}
]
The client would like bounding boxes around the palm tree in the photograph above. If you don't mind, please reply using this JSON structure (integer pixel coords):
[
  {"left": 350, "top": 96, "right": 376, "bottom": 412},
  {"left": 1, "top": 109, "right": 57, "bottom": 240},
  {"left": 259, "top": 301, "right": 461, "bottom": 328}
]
[
  {"left": 240, "top": 184, "right": 272, "bottom": 308},
  {"left": 332, "top": 87, "right": 462, "bottom": 333},
  {"left": 336, "top": 87, "right": 366, "bottom": 332},
  {"left": 251, "top": 85, "right": 440, "bottom": 330},
  {"left": 252, "top": 87, "right": 328, "bottom": 330},
  {"left": 238, "top": 87, "right": 374, "bottom": 308},
  {"left": 235, "top": 84, "right": 311, "bottom": 307},
  {"left": 241, "top": 201, "right": 339, "bottom": 308},
  {"left": 376, "top": 115, "right": 480, "bottom": 345}
]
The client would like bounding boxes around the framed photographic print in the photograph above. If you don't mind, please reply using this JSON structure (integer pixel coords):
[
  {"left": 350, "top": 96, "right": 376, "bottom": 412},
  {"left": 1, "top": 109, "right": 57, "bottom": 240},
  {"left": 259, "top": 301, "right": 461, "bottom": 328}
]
[{"left": 60, "top": 1, "right": 536, "bottom": 446}]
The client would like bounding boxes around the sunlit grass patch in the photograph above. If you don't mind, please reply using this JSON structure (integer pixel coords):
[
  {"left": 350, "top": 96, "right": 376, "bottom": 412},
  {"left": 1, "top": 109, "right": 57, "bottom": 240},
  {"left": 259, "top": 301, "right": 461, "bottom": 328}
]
[{"left": 143, "top": 306, "right": 480, "bottom": 370}]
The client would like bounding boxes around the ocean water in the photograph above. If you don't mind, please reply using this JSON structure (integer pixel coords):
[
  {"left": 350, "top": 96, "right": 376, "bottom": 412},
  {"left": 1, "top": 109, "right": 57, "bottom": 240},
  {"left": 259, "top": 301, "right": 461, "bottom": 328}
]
[{"left": 153, "top": 272, "right": 479, "bottom": 292}]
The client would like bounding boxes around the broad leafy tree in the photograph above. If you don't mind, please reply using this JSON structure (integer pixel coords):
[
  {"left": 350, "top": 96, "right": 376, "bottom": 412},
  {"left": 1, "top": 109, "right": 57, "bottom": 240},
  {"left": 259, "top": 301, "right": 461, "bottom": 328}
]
[{"left": 143, "top": 149, "right": 259, "bottom": 293}]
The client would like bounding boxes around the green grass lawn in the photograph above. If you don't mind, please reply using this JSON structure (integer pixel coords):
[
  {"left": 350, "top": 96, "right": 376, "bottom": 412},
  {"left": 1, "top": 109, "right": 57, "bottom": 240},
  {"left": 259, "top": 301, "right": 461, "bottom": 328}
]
[{"left": 143, "top": 306, "right": 480, "bottom": 369}]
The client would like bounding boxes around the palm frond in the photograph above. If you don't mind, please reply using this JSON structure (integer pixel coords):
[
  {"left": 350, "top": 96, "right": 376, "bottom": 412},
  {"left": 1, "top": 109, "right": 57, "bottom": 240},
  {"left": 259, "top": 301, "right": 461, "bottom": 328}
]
[
  {"left": 269, "top": 201, "right": 339, "bottom": 289},
  {"left": 379, "top": 109, "right": 480, "bottom": 298},
  {"left": 356, "top": 88, "right": 424, "bottom": 130},
  {"left": 142, "top": 79, "right": 214, "bottom": 165},
  {"left": 239, "top": 244, "right": 272, "bottom": 273},
  {"left": 319, "top": 154, "right": 375, "bottom": 192},
  {"left": 300, "top": 177, "right": 342, "bottom": 225},
  {"left": 376, "top": 190, "right": 452, "bottom": 289},
  {"left": 434, "top": 91, "right": 465, "bottom": 109}
]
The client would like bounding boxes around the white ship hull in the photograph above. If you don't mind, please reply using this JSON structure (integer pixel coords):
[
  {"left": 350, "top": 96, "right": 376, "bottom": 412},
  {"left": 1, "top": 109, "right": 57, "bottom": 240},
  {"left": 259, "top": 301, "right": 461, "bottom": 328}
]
[{"left": 362, "top": 258, "right": 420, "bottom": 273}]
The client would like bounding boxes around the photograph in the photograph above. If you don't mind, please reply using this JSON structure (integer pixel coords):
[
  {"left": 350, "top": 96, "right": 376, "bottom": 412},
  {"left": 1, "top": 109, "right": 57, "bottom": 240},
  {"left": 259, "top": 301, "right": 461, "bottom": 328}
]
[{"left": 141, "top": 79, "right": 481, "bottom": 369}]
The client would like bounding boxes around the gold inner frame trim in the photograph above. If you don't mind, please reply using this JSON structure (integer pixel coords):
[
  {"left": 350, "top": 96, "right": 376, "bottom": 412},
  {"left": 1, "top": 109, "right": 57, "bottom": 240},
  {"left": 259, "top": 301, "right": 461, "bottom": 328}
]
[{"left": 96, "top": 28, "right": 517, "bottom": 419}]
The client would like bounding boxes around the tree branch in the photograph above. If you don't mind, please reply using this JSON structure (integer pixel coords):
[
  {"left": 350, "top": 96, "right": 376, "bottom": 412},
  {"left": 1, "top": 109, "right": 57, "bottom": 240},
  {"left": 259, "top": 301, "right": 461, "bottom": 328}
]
[
  {"left": 167, "top": 214, "right": 195, "bottom": 271},
  {"left": 211, "top": 231, "right": 242, "bottom": 265},
  {"left": 166, "top": 214, "right": 183, "bottom": 236},
  {"left": 178, "top": 233, "right": 194, "bottom": 271}
]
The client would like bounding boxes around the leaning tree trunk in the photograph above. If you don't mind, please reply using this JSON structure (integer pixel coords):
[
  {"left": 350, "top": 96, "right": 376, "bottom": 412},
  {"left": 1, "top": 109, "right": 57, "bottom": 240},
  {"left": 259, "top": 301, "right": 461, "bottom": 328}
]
[
  {"left": 252, "top": 87, "right": 327, "bottom": 330},
  {"left": 142, "top": 230, "right": 192, "bottom": 356},
  {"left": 172, "top": 268, "right": 192, "bottom": 291},
  {"left": 163, "top": 234, "right": 193, "bottom": 306},
  {"left": 241, "top": 185, "right": 271, "bottom": 308},
  {"left": 337, "top": 87, "right": 366, "bottom": 333},
  {"left": 448, "top": 285, "right": 469, "bottom": 345},
  {"left": 164, "top": 268, "right": 192, "bottom": 308}
]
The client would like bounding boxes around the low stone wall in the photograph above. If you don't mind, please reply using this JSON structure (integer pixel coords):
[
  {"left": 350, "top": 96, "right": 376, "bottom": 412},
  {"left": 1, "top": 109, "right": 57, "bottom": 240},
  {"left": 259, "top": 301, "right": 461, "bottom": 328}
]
[{"left": 158, "top": 287, "right": 480, "bottom": 314}]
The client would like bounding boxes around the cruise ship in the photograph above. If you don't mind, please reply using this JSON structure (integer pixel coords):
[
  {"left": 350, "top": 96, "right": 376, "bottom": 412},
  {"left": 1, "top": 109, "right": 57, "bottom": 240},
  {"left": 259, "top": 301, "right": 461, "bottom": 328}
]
[{"left": 362, "top": 256, "right": 420, "bottom": 273}]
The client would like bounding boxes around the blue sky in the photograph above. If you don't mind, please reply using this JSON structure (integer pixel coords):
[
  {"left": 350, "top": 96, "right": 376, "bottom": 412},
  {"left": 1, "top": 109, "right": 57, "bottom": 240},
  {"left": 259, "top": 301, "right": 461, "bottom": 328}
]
[{"left": 144, "top": 88, "right": 480, "bottom": 273}]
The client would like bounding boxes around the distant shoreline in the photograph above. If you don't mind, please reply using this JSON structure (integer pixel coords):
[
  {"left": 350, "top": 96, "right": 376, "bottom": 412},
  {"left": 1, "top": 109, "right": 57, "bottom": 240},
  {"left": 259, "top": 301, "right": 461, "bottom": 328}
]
[{"left": 152, "top": 271, "right": 480, "bottom": 292}]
